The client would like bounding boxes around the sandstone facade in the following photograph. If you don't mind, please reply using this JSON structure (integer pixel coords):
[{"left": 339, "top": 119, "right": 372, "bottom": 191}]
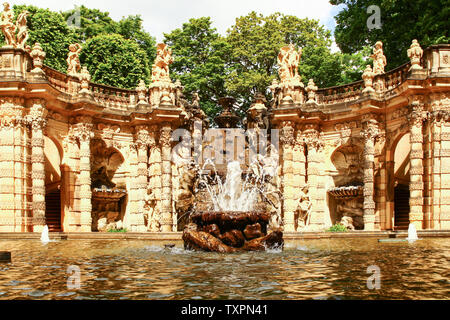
[{"left": 0, "top": 35, "right": 449, "bottom": 232}]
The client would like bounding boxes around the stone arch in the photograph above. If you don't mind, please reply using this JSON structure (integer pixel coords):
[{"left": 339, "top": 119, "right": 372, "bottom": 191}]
[
  {"left": 327, "top": 142, "right": 365, "bottom": 229},
  {"left": 388, "top": 130, "right": 411, "bottom": 230},
  {"left": 43, "top": 135, "right": 64, "bottom": 231},
  {"left": 90, "top": 138, "right": 128, "bottom": 232}
]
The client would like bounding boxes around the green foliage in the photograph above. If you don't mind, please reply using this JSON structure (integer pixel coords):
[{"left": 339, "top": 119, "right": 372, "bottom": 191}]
[
  {"left": 107, "top": 228, "right": 128, "bottom": 233},
  {"left": 80, "top": 34, "right": 150, "bottom": 89},
  {"left": 11, "top": 5, "right": 78, "bottom": 72},
  {"left": 224, "top": 12, "right": 348, "bottom": 112},
  {"left": 331, "top": 0, "right": 450, "bottom": 71},
  {"left": 164, "top": 17, "right": 230, "bottom": 120},
  {"left": 327, "top": 224, "right": 348, "bottom": 232}
]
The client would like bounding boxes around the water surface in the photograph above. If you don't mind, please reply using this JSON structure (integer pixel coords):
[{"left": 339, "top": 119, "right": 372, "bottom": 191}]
[{"left": 0, "top": 238, "right": 449, "bottom": 299}]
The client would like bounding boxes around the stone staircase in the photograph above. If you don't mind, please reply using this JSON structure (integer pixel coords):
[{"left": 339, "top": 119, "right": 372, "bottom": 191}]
[
  {"left": 45, "top": 190, "right": 62, "bottom": 232},
  {"left": 394, "top": 185, "right": 410, "bottom": 230}
]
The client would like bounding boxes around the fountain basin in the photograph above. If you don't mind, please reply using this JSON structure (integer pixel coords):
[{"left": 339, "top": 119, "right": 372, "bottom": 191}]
[{"left": 183, "top": 211, "right": 283, "bottom": 253}]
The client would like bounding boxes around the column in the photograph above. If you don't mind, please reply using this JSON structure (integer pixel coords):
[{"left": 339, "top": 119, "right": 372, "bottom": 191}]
[
  {"left": 133, "top": 125, "right": 149, "bottom": 232},
  {"left": 14, "top": 117, "right": 26, "bottom": 232},
  {"left": 304, "top": 124, "right": 325, "bottom": 229},
  {"left": 160, "top": 123, "right": 173, "bottom": 232},
  {"left": 293, "top": 128, "right": 306, "bottom": 231},
  {"left": 0, "top": 111, "right": 16, "bottom": 231},
  {"left": 29, "top": 102, "right": 48, "bottom": 232},
  {"left": 148, "top": 125, "right": 162, "bottom": 232},
  {"left": 430, "top": 109, "right": 442, "bottom": 229},
  {"left": 407, "top": 97, "right": 426, "bottom": 230},
  {"left": 73, "top": 119, "right": 93, "bottom": 232},
  {"left": 281, "top": 121, "right": 296, "bottom": 232},
  {"left": 360, "top": 117, "right": 379, "bottom": 231}
]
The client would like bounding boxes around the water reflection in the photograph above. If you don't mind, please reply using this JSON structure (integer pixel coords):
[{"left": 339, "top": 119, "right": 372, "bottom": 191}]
[{"left": 0, "top": 238, "right": 449, "bottom": 299}]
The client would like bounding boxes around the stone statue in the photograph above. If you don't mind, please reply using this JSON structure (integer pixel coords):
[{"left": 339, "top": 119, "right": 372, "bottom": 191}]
[
  {"left": 67, "top": 43, "right": 82, "bottom": 76},
  {"left": 15, "top": 10, "right": 29, "bottom": 49},
  {"left": 277, "top": 44, "right": 302, "bottom": 83},
  {"left": 296, "top": 184, "right": 312, "bottom": 230},
  {"left": 152, "top": 43, "right": 173, "bottom": 83},
  {"left": 371, "top": 41, "right": 387, "bottom": 75},
  {"left": 0, "top": 2, "right": 16, "bottom": 47},
  {"left": 407, "top": 39, "right": 423, "bottom": 71},
  {"left": 337, "top": 200, "right": 364, "bottom": 230},
  {"left": 145, "top": 189, "right": 161, "bottom": 232}
]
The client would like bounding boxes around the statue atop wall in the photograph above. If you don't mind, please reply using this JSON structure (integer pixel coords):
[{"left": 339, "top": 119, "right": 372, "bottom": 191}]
[
  {"left": 278, "top": 43, "right": 302, "bottom": 83},
  {"left": 371, "top": 41, "right": 387, "bottom": 74},
  {"left": 152, "top": 43, "right": 174, "bottom": 83},
  {"left": 0, "top": 3, "right": 29, "bottom": 49},
  {"left": 67, "top": 43, "right": 82, "bottom": 76}
]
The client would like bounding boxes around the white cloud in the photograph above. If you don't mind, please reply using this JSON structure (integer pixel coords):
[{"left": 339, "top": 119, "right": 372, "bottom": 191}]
[{"left": 10, "top": 0, "right": 338, "bottom": 41}]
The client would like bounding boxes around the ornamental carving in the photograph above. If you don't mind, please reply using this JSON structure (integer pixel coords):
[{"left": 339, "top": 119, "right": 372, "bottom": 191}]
[
  {"left": 280, "top": 121, "right": 295, "bottom": 146},
  {"left": 0, "top": 3, "right": 30, "bottom": 49},
  {"left": 160, "top": 125, "right": 172, "bottom": 147},
  {"left": 407, "top": 39, "right": 423, "bottom": 71},
  {"left": 67, "top": 43, "right": 82, "bottom": 76}
]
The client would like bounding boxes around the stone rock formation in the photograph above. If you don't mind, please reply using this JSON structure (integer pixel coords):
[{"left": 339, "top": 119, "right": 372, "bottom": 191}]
[{"left": 183, "top": 211, "right": 283, "bottom": 252}]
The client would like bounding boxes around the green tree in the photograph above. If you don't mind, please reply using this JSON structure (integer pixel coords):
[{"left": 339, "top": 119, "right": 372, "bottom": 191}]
[
  {"left": 63, "top": 6, "right": 157, "bottom": 66},
  {"left": 331, "top": 0, "right": 450, "bottom": 70},
  {"left": 164, "top": 17, "right": 231, "bottom": 119},
  {"left": 80, "top": 34, "right": 150, "bottom": 89},
  {"left": 9, "top": 5, "right": 77, "bottom": 72},
  {"left": 225, "top": 12, "right": 345, "bottom": 110}
]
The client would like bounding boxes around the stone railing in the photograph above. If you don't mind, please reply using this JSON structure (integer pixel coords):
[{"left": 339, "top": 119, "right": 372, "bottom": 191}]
[
  {"left": 42, "top": 65, "right": 70, "bottom": 93},
  {"left": 43, "top": 64, "right": 138, "bottom": 110},
  {"left": 382, "top": 61, "right": 410, "bottom": 95},
  {"left": 89, "top": 82, "right": 137, "bottom": 112},
  {"left": 316, "top": 80, "right": 364, "bottom": 105}
]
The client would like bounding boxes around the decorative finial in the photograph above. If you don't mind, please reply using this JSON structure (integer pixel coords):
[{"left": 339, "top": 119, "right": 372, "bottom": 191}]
[{"left": 407, "top": 39, "right": 423, "bottom": 71}]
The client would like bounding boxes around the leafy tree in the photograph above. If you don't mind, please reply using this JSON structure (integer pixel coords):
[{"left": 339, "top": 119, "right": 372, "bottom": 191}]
[
  {"left": 63, "top": 6, "right": 157, "bottom": 67},
  {"left": 164, "top": 17, "right": 231, "bottom": 119},
  {"left": 224, "top": 12, "right": 345, "bottom": 110},
  {"left": 9, "top": 5, "right": 78, "bottom": 72},
  {"left": 331, "top": 0, "right": 450, "bottom": 70},
  {"left": 80, "top": 34, "right": 150, "bottom": 89}
]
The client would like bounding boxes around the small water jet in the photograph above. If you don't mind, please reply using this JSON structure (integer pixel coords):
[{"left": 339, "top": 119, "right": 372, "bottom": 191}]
[
  {"left": 40, "top": 225, "right": 50, "bottom": 244},
  {"left": 407, "top": 223, "right": 419, "bottom": 241}
]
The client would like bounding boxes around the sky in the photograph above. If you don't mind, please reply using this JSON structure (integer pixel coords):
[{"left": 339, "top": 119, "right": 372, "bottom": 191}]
[{"left": 9, "top": 0, "right": 343, "bottom": 49}]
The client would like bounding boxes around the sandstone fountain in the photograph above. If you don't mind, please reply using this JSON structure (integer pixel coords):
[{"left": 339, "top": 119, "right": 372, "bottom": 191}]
[{"left": 182, "top": 97, "right": 284, "bottom": 252}]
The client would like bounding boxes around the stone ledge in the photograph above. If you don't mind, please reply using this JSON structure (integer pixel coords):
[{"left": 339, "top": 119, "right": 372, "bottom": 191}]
[{"left": 0, "top": 230, "right": 449, "bottom": 241}]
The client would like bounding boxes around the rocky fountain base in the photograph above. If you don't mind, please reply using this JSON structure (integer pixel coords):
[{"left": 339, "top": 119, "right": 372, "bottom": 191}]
[{"left": 183, "top": 211, "right": 284, "bottom": 253}]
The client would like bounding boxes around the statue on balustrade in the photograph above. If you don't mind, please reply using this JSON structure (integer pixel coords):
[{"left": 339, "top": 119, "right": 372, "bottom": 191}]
[
  {"left": 15, "top": 10, "right": 29, "bottom": 49},
  {"left": 0, "top": 3, "right": 29, "bottom": 49},
  {"left": 371, "top": 41, "right": 387, "bottom": 75},
  {"left": 67, "top": 43, "right": 82, "bottom": 76},
  {"left": 277, "top": 44, "right": 302, "bottom": 83},
  {"left": 0, "top": 2, "right": 16, "bottom": 46},
  {"left": 152, "top": 43, "right": 173, "bottom": 83}
]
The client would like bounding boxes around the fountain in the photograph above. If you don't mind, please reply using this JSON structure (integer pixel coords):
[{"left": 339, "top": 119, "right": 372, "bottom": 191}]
[
  {"left": 407, "top": 223, "right": 419, "bottom": 241},
  {"left": 182, "top": 96, "right": 283, "bottom": 252},
  {"left": 183, "top": 161, "right": 284, "bottom": 252},
  {"left": 40, "top": 225, "right": 50, "bottom": 243}
]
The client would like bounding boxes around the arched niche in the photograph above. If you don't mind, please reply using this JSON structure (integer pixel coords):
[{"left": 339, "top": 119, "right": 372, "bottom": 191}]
[
  {"left": 90, "top": 138, "right": 127, "bottom": 232},
  {"left": 44, "top": 136, "right": 63, "bottom": 190},
  {"left": 330, "top": 143, "right": 364, "bottom": 187}
]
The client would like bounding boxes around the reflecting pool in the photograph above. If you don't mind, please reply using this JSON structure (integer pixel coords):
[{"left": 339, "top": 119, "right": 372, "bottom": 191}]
[{"left": 0, "top": 238, "right": 449, "bottom": 299}]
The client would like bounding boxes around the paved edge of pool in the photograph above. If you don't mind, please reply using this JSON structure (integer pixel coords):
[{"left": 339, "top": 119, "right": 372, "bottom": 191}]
[{"left": 0, "top": 230, "right": 449, "bottom": 241}]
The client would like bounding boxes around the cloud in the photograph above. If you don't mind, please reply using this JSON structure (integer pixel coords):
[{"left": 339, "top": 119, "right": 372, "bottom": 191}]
[{"left": 10, "top": 0, "right": 338, "bottom": 41}]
